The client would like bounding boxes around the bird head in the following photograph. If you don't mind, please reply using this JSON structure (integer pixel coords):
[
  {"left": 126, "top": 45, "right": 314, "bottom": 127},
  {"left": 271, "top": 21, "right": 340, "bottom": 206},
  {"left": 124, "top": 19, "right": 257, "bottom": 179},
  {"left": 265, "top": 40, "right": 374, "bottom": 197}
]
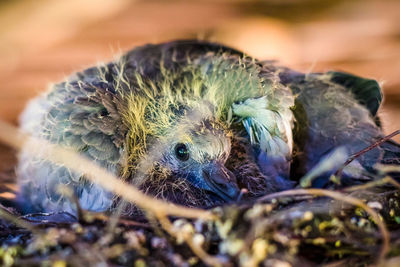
[{"left": 158, "top": 118, "right": 240, "bottom": 202}]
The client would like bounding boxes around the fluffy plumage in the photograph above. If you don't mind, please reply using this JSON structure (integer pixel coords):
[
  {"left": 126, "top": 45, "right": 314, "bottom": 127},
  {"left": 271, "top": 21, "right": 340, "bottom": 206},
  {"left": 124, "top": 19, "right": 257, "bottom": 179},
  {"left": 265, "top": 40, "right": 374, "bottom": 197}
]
[{"left": 17, "top": 40, "right": 400, "bottom": 215}]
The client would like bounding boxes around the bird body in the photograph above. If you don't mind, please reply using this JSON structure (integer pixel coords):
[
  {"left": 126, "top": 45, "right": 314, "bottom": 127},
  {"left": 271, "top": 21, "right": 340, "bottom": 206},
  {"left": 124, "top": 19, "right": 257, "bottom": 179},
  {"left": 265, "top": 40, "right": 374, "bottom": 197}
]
[{"left": 17, "top": 40, "right": 400, "bottom": 215}]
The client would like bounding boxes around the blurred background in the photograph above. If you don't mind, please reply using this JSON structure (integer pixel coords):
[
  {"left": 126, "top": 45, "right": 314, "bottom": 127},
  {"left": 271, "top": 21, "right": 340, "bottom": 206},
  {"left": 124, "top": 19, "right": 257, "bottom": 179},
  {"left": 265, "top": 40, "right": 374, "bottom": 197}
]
[{"left": 0, "top": 0, "right": 399, "bottom": 171}]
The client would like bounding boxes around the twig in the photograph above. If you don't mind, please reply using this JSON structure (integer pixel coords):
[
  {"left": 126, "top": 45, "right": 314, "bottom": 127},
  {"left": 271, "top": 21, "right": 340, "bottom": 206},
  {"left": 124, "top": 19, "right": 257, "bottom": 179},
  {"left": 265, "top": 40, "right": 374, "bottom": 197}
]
[
  {"left": 335, "top": 130, "right": 400, "bottom": 177},
  {"left": 86, "top": 212, "right": 150, "bottom": 228},
  {"left": 375, "top": 164, "right": 400, "bottom": 174},
  {"left": 0, "top": 119, "right": 215, "bottom": 221},
  {"left": 0, "top": 207, "right": 38, "bottom": 234},
  {"left": 344, "top": 176, "right": 400, "bottom": 192},
  {"left": 157, "top": 214, "right": 224, "bottom": 267},
  {"left": 106, "top": 200, "right": 128, "bottom": 234},
  {"left": 257, "top": 188, "right": 390, "bottom": 265},
  {"left": 237, "top": 188, "right": 248, "bottom": 202},
  {"left": 57, "top": 185, "right": 85, "bottom": 222}
]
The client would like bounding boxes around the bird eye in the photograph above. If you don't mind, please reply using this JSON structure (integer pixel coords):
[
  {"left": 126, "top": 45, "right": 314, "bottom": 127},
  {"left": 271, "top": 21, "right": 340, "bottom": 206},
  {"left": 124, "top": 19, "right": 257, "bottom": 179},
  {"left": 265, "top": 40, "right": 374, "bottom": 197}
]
[{"left": 175, "top": 143, "right": 189, "bottom": 161}]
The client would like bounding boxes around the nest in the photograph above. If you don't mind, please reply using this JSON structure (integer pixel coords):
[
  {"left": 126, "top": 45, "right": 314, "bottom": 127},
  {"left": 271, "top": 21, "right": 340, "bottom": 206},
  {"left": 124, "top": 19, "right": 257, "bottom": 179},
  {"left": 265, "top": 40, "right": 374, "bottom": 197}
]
[{"left": 0, "top": 123, "right": 399, "bottom": 267}]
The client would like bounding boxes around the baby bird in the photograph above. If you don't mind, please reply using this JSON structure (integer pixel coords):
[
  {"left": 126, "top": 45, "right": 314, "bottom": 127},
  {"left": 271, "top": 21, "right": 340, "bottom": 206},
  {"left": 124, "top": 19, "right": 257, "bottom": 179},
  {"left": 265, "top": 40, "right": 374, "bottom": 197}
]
[{"left": 17, "top": 40, "right": 399, "bottom": 215}]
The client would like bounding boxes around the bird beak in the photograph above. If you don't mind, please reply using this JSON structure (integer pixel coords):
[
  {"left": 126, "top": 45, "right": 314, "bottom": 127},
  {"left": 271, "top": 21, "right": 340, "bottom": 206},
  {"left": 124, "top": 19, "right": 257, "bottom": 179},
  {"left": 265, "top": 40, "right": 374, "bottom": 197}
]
[{"left": 202, "top": 162, "right": 240, "bottom": 202}]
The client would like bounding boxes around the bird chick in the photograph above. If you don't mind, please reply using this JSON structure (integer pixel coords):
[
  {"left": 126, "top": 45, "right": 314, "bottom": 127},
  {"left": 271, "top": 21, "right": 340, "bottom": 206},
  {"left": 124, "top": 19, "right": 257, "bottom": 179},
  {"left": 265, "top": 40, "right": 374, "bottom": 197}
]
[
  {"left": 17, "top": 40, "right": 294, "bottom": 215},
  {"left": 18, "top": 40, "right": 399, "bottom": 216}
]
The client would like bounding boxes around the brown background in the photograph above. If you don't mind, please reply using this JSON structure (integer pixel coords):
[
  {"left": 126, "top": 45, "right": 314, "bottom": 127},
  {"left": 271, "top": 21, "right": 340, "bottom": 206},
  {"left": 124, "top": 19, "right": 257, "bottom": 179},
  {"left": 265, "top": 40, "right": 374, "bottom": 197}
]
[{"left": 0, "top": 0, "right": 399, "bottom": 145}]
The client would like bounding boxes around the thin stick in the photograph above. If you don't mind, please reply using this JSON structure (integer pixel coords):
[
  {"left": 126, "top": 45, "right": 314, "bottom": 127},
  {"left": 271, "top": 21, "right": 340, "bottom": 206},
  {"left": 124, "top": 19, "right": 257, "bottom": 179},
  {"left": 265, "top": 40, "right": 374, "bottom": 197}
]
[
  {"left": 91, "top": 212, "right": 150, "bottom": 228},
  {"left": 158, "top": 215, "right": 224, "bottom": 267},
  {"left": 335, "top": 130, "right": 400, "bottom": 177},
  {"left": 0, "top": 207, "right": 38, "bottom": 234},
  {"left": 344, "top": 176, "right": 400, "bottom": 192},
  {"left": 0, "top": 119, "right": 215, "bottom": 221},
  {"left": 257, "top": 188, "right": 390, "bottom": 264},
  {"left": 375, "top": 164, "right": 400, "bottom": 174}
]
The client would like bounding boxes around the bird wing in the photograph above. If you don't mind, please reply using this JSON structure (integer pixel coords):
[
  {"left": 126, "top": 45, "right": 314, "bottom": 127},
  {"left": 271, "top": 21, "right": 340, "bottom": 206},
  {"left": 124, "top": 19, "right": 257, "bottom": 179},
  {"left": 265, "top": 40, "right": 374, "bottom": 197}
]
[
  {"left": 327, "top": 71, "right": 383, "bottom": 118},
  {"left": 18, "top": 65, "right": 127, "bottom": 213},
  {"left": 277, "top": 66, "right": 395, "bottom": 187}
]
